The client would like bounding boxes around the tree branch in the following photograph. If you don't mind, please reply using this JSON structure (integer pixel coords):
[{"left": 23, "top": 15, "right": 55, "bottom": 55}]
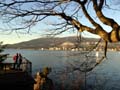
[{"left": 92, "top": 0, "right": 119, "bottom": 29}]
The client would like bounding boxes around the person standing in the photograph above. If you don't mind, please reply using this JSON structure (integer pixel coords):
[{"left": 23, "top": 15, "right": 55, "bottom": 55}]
[
  {"left": 13, "top": 53, "right": 19, "bottom": 70},
  {"left": 17, "top": 53, "right": 23, "bottom": 70},
  {"left": 34, "top": 67, "right": 54, "bottom": 90},
  {"left": 34, "top": 72, "right": 41, "bottom": 90},
  {"left": 40, "top": 67, "right": 54, "bottom": 90}
]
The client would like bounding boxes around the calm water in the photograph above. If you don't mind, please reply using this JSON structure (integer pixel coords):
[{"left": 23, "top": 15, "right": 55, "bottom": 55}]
[{"left": 2, "top": 49, "right": 120, "bottom": 90}]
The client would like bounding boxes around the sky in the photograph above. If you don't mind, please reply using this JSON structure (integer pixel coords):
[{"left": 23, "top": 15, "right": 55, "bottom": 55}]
[
  {"left": 0, "top": 21, "right": 83, "bottom": 44},
  {"left": 0, "top": 28, "right": 100, "bottom": 44},
  {"left": 0, "top": 29, "right": 75, "bottom": 44},
  {"left": 0, "top": 33, "right": 40, "bottom": 44},
  {"left": 0, "top": 0, "right": 120, "bottom": 44}
]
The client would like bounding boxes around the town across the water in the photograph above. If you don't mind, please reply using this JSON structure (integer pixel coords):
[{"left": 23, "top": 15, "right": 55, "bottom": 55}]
[{"left": 6, "top": 36, "right": 120, "bottom": 51}]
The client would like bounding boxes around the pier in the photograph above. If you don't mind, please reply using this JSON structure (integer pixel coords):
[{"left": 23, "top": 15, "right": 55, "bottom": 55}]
[{"left": 0, "top": 57, "right": 35, "bottom": 90}]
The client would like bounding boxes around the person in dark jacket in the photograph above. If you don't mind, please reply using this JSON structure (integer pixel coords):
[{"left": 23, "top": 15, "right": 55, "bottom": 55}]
[
  {"left": 17, "top": 53, "right": 23, "bottom": 70},
  {"left": 40, "top": 67, "right": 54, "bottom": 90},
  {"left": 34, "top": 67, "right": 54, "bottom": 90}
]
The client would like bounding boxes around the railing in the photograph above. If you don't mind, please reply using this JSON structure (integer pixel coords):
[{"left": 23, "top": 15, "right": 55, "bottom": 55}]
[
  {"left": 22, "top": 57, "right": 32, "bottom": 75},
  {"left": 0, "top": 57, "right": 32, "bottom": 75}
]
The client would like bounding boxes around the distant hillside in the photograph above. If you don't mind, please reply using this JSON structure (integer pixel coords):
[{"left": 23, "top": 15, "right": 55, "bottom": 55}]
[{"left": 6, "top": 36, "right": 100, "bottom": 49}]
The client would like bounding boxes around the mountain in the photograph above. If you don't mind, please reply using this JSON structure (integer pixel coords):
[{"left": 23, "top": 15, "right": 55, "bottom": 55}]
[{"left": 6, "top": 36, "right": 100, "bottom": 49}]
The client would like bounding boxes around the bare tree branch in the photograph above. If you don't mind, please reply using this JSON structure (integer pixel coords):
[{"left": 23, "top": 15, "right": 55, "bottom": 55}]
[{"left": 92, "top": 0, "right": 119, "bottom": 29}]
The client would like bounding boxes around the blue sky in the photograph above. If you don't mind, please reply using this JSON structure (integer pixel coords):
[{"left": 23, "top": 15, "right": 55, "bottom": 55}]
[
  {"left": 0, "top": 28, "right": 101, "bottom": 45},
  {"left": 0, "top": 19, "right": 82, "bottom": 44},
  {"left": 0, "top": 0, "right": 120, "bottom": 44},
  {"left": 0, "top": 32, "right": 40, "bottom": 44}
]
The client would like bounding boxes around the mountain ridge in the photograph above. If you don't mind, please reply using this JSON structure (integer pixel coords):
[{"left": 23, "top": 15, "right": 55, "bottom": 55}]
[{"left": 6, "top": 36, "right": 100, "bottom": 49}]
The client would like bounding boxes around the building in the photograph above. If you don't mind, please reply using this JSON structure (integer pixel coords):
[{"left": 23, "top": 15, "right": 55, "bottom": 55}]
[{"left": 59, "top": 41, "right": 75, "bottom": 50}]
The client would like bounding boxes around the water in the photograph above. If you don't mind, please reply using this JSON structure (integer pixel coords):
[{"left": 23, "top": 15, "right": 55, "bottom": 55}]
[
  {"left": 2, "top": 49, "right": 120, "bottom": 90},
  {"left": 3, "top": 49, "right": 89, "bottom": 74},
  {"left": 87, "top": 51, "right": 120, "bottom": 90}
]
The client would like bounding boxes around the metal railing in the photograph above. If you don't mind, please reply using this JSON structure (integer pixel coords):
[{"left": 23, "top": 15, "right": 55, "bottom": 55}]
[
  {"left": 22, "top": 57, "right": 32, "bottom": 75},
  {"left": 0, "top": 57, "right": 32, "bottom": 75}
]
